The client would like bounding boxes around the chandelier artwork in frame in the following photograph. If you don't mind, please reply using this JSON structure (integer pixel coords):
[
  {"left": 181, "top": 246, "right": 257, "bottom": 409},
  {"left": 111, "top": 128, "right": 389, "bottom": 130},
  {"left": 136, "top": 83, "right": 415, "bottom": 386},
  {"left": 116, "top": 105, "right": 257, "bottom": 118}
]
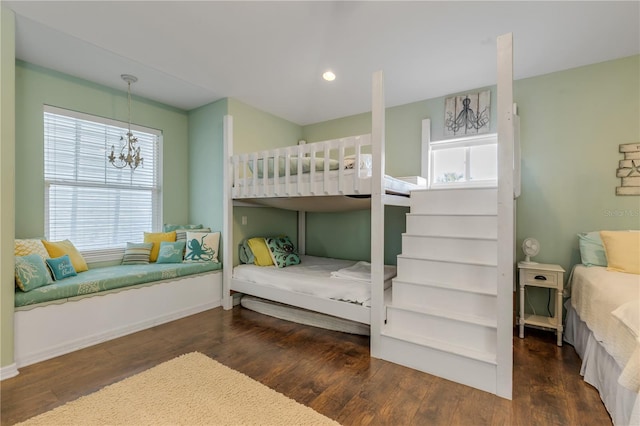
[{"left": 444, "top": 90, "right": 491, "bottom": 137}]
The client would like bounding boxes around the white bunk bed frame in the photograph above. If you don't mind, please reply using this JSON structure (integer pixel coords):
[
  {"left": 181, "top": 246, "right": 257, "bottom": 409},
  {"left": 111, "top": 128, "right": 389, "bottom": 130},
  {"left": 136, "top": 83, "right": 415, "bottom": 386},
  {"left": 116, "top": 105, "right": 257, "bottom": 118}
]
[{"left": 222, "top": 71, "right": 392, "bottom": 336}]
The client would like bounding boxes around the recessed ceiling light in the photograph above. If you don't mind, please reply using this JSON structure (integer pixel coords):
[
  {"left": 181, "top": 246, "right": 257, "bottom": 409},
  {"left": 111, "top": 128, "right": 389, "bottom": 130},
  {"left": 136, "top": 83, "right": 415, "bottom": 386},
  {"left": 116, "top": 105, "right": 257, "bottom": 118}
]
[{"left": 322, "top": 71, "right": 336, "bottom": 82}]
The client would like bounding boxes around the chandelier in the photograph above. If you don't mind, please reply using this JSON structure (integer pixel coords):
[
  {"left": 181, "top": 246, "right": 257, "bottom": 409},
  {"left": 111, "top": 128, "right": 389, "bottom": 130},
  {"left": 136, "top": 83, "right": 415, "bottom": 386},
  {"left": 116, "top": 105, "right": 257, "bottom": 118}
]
[{"left": 108, "top": 74, "right": 143, "bottom": 170}]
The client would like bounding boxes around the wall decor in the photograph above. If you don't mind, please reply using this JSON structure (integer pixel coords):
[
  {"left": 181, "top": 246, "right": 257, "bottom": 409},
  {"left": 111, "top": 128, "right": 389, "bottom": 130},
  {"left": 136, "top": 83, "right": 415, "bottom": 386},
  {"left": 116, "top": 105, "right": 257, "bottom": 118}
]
[
  {"left": 444, "top": 90, "right": 490, "bottom": 137},
  {"left": 616, "top": 143, "right": 640, "bottom": 195}
]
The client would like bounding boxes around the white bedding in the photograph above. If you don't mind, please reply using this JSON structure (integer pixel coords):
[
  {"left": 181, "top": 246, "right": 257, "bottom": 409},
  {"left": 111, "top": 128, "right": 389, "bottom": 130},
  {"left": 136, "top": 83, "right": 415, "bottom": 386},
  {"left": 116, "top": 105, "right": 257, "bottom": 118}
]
[
  {"left": 233, "top": 255, "right": 394, "bottom": 307},
  {"left": 570, "top": 265, "right": 640, "bottom": 392}
]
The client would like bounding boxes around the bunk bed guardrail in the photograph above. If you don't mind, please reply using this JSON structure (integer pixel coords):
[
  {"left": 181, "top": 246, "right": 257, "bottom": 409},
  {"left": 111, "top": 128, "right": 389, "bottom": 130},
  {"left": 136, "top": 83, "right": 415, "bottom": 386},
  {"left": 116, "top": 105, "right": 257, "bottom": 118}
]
[{"left": 231, "top": 134, "right": 373, "bottom": 198}]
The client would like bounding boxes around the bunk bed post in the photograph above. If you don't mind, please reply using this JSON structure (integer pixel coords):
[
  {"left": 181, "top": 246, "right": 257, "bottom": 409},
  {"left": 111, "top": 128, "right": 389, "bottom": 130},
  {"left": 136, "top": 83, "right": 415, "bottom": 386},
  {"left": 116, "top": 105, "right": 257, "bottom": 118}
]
[
  {"left": 370, "top": 70, "right": 385, "bottom": 357},
  {"left": 496, "top": 32, "right": 515, "bottom": 399},
  {"left": 222, "top": 115, "right": 233, "bottom": 310},
  {"left": 421, "top": 118, "right": 431, "bottom": 186},
  {"left": 297, "top": 211, "right": 306, "bottom": 256}
]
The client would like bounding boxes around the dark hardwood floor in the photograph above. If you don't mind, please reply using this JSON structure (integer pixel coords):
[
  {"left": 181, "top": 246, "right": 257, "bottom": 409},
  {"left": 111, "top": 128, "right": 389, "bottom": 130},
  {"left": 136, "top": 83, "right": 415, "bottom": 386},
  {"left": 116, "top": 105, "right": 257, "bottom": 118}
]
[{"left": 1, "top": 306, "right": 611, "bottom": 425}]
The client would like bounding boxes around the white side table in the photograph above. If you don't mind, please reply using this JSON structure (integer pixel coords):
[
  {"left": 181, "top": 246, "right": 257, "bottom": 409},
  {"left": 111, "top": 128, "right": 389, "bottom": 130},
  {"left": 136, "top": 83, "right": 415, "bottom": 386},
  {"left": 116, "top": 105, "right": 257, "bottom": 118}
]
[{"left": 517, "top": 262, "right": 565, "bottom": 346}]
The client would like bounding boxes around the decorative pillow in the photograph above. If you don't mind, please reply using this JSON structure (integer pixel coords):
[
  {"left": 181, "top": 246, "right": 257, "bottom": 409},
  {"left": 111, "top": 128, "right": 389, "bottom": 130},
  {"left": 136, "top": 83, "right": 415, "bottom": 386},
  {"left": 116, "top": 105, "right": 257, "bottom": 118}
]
[
  {"left": 156, "top": 241, "right": 186, "bottom": 264},
  {"left": 239, "top": 239, "right": 256, "bottom": 264},
  {"left": 600, "top": 230, "right": 640, "bottom": 275},
  {"left": 41, "top": 239, "right": 88, "bottom": 272},
  {"left": 246, "top": 237, "right": 274, "bottom": 266},
  {"left": 176, "top": 228, "right": 211, "bottom": 242},
  {"left": 15, "top": 238, "right": 49, "bottom": 259},
  {"left": 184, "top": 232, "right": 220, "bottom": 262},
  {"left": 265, "top": 236, "right": 301, "bottom": 268},
  {"left": 46, "top": 254, "right": 78, "bottom": 281},
  {"left": 122, "top": 242, "right": 154, "bottom": 265},
  {"left": 612, "top": 300, "right": 639, "bottom": 339},
  {"left": 143, "top": 231, "right": 177, "bottom": 262},
  {"left": 15, "top": 254, "right": 53, "bottom": 291},
  {"left": 577, "top": 231, "right": 607, "bottom": 267},
  {"left": 163, "top": 224, "right": 203, "bottom": 232},
  {"left": 344, "top": 153, "right": 373, "bottom": 170}
]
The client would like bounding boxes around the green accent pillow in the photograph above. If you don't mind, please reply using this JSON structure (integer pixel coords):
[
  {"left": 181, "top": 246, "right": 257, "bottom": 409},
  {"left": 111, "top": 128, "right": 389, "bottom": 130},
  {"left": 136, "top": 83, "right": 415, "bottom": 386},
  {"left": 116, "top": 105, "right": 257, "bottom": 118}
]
[
  {"left": 156, "top": 241, "right": 186, "bottom": 264},
  {"left": 265, "top": 236, "right": 301, "bottom": 268},
  {"left": 15, "top": 254, "right": 53, "bottom": 291},
  {"left": 122, "top": 242, "right": 154, "bottom": 265},
  {"left": 46, "top": 254, "right": 78, "bottom": 280},
  {"left": 163, "top": 224, "right": 203, "bottom": 232},
  {"left": 578, "top": 231, "right": 607, "bottom": 267}
]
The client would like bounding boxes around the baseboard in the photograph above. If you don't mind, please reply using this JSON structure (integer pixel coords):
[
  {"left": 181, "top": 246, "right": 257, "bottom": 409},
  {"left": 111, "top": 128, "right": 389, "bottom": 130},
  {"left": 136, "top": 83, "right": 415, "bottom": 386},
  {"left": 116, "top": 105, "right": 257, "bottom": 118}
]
[{"left": 0, "top": 363, "right": 19, "bottom": 381}]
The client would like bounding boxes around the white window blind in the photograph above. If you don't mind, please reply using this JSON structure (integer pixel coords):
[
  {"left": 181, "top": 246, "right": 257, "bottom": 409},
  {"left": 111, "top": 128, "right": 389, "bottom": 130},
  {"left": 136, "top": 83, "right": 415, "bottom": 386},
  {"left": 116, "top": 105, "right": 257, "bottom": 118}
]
[{"left": 44, "top": 106, "right": 162, "bottom": 255}]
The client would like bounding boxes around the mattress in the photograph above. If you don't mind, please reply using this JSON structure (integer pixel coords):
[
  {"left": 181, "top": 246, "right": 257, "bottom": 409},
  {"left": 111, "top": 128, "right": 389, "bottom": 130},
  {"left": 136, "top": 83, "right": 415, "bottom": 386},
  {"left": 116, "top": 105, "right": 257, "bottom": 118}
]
[
  {"left": 569, "top": 265, "right": 640, "bottom": 392},
  {"left": 233, "top": 167, "right": 425, "bottom": 197},
  {"left": 233, "top": 255, "right": 395, "bottom": 307}
]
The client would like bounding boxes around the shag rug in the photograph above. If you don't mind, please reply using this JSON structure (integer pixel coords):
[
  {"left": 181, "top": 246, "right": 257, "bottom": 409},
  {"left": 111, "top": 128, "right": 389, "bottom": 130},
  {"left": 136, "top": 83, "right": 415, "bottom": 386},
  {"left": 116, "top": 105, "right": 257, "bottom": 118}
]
[{"left": 19, "top": 352, "right": 339, "bottom": 426}]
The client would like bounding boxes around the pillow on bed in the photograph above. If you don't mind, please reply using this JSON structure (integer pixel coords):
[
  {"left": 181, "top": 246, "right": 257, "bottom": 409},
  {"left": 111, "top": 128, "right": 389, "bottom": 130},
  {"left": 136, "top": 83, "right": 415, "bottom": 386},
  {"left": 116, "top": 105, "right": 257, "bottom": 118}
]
[
  {"left": 600, "top": 230, "right": 640, "bottom": 274},
  {"left": 265, "top": 235, "right": 301, "bottom": 268},
  {"left": 249, "top": 157, "right": 340, "bottom": 178},
  {"left": 247, "top": 237, "right": 274, "bottom": 266},
  {"left": 577, "top": 231, "right": 607, "bottom": 267},
  {"left": 239, "top": 239, "right": 255, "bottom": 264},
  {"left": 344, "top": 154, "right": 373, "bottom": 170},
  {"left": 184, "top": 231, "right": 220, "bottom": 262},
  {"left": 15, "top": 254, "right": 53, "bottom": 291}
]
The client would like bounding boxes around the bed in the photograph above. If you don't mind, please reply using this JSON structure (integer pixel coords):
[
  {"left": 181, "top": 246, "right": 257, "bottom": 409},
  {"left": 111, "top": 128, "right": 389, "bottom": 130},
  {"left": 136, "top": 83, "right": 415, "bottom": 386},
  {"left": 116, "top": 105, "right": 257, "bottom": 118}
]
[
  {"left": 222, "top": 71, "right": 408, "bottom": 329},
  {"left": 564, "top": 264, "right": 640, "bottom": 425}
]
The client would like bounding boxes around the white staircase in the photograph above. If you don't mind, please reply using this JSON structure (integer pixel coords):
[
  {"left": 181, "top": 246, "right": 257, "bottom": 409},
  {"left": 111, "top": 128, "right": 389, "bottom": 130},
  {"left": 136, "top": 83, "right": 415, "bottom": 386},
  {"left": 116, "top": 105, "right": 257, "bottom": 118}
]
[{"left": 380, "top": 187, "right": 502, "bottom": 395}]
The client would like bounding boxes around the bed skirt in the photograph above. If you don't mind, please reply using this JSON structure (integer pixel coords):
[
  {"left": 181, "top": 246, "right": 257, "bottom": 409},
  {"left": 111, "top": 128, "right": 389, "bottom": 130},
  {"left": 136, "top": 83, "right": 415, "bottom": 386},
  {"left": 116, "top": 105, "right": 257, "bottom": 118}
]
[{"left": 564, "top": 303, "right": 640, "bottom": 425}]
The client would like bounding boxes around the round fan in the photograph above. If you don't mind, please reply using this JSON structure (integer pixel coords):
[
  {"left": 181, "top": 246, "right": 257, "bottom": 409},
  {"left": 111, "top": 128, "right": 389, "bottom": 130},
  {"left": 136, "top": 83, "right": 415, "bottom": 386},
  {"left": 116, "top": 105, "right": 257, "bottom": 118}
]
[{"left": 521, "top": 238, "right": 540, "bottom": 264}]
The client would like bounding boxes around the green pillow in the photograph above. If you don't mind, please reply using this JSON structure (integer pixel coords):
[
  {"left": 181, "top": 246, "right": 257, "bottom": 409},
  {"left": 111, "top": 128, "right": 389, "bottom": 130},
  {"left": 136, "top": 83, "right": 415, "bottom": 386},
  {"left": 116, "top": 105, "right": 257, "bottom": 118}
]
[
  {"left": 46, "top": 254, "right": 78, "bottom": 280},
  {"left": 163, "top": 224, "right": 203, "bottom": 232},
  {"left": 15, "top": 254, "right": 53, "bottom": 291},
  {"left": 578, "top": 232, "right": 607, "bottom": 267},
  {"left": 156, "top": 241, "right": 186, "bottom": 264},
  {"left": 265, "top": 236, "right": 301, "bottom": 268}
]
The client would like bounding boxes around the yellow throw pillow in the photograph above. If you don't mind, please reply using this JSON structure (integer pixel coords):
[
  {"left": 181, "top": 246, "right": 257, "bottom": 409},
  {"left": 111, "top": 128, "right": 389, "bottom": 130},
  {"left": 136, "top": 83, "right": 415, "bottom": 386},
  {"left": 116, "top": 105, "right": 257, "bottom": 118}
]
[
  {"left": 247, "top": 237, "right": 274, "bottom": 266},
  {"left": 600, "top": 231, "right": 640, "bottom": 275},
  {"left": 144, "top": 231, "right": 177, "bottom": 262},
  {"left": 15, "top": 238, "right": 49, "bottom": 259},
  {"left": 41, "top": 239, "right": 89, "bottom": 272}
]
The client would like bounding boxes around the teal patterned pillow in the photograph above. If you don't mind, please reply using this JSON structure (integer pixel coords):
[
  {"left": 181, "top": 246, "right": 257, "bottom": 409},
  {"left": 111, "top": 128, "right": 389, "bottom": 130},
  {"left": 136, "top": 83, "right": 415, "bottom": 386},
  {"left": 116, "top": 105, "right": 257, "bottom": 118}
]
[
  {"left": 46, "top": 254, "right": 78, "bottom": 280},
  {"left": 15, "top": 254, "right": 53, "bottom": 291},
  {"left": 265, "top": 236, "right": 301, "bottom": 268},
  {"left": 156, "top": 241, "right": 186, "bottom": 264},
  {"left": 163, "top": 224, "right": 203, "bottom": 232}
]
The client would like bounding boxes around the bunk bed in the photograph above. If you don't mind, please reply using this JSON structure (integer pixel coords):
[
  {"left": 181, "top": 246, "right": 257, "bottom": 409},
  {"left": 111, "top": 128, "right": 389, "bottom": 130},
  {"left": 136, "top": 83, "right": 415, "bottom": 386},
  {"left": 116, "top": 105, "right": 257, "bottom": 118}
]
[{"left": 222, "top": 71, "right": 420, "bottom": 330}]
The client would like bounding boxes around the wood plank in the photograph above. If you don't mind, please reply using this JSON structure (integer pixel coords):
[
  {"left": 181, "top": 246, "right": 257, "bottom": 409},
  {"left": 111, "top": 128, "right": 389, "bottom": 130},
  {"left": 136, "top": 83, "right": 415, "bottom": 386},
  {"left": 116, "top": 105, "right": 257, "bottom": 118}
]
[
  {"left": 625, "top": 151, "right": 640, "bottom": 160},
  {"left": 617, "top": 186, "right": 640, "bottom": 195},
  {"left": 0, "top": 308, "right": 613, "bottom": 426},
  {"left": 621, "top": 176, "right": 640, "bottom": 186},
  {"left": 619, "top": 143, "right": 640, "bottom": 152}
]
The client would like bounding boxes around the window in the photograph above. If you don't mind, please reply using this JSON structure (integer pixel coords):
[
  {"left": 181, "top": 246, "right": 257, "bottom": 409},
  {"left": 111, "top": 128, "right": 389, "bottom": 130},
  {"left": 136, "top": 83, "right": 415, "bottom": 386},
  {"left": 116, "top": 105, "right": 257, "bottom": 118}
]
[
  {"left": 44, "top": 106, "right": 162, "bottom": 261},
  {"left": 428, "top": 133, "right": 497, "bottom": 187}
]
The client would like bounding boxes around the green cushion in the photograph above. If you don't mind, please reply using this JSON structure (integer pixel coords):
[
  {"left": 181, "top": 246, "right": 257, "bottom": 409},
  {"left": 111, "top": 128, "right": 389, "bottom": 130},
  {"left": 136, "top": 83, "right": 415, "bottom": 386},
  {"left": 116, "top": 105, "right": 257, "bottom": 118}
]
[
  {"left": 265, "top": 235, "right": 300, "bottom": 268},
  {"left": 46, "top": 254, "right": 78, "bottom": 280},
  {"left": 156, "top": 241, "right": 186, "bottom": 264},
  {"left": 15, "top": 254, "right": 53, "bottom": 292},
  {"left": 249, "top": 157, "right": 340, "bottom": 178},
  {"left": 14, "top": 262, "right": 222, "bottom": 308}
]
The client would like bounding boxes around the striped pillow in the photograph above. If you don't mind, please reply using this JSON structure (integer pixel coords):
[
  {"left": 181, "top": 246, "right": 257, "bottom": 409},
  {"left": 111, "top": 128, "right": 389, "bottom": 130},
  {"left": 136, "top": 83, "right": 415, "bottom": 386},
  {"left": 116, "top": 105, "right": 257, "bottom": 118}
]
[{"left": 122, "top": 242, "right": 153, "bottom": 265}]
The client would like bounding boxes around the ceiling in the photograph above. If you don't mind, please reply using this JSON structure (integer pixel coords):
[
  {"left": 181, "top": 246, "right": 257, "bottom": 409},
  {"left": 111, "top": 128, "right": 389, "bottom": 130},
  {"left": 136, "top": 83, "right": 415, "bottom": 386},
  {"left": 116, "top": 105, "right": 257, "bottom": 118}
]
[{"left": 5, "top": 1, "right": 639, "bottom": 125}]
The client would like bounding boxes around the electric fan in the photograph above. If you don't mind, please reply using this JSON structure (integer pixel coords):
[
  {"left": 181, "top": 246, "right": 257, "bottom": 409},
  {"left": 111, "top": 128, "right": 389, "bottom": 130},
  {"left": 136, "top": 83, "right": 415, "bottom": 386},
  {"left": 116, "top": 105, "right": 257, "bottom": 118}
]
[{"left": 521, "top": 237, "right": 540, "bottom": 264}]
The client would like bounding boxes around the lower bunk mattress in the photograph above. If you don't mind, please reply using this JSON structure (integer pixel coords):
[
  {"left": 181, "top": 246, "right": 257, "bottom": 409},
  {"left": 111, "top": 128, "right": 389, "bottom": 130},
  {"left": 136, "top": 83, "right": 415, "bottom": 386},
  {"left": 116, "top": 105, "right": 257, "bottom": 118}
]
[{"left": 232, "top": 255, "right": 395, "bottom": 308}]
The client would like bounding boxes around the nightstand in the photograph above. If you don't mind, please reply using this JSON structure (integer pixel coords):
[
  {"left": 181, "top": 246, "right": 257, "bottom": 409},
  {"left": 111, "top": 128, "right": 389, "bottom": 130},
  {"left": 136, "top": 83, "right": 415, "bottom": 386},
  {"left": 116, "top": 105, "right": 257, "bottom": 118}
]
[{"left": 517, "top": 262, "right": 565, "bottom": 346}]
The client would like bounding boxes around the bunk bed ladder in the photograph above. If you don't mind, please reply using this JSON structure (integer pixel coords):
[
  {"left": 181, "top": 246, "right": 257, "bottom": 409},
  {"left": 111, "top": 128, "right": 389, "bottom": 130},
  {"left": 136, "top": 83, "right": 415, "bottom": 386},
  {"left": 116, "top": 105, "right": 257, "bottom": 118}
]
[{"left": 377, "top": 33, "right": 515, "bottom": 400}]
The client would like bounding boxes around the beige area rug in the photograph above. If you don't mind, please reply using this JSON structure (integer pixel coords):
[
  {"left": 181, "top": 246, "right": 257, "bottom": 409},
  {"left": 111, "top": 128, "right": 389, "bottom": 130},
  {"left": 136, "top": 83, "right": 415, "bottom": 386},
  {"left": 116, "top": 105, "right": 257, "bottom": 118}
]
[{"left": 19, "top": 352, "right": 339, "bottom": 426}]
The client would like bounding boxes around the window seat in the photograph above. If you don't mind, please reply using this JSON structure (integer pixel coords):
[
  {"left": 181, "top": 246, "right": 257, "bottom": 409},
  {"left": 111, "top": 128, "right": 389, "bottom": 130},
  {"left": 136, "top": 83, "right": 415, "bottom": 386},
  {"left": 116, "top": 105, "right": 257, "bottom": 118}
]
[
  {"left": 15, "top": 262, "right": 222, "bottom": 309},
  {"left": 14, "top": 262, "right": 223, "bottom": 370}
]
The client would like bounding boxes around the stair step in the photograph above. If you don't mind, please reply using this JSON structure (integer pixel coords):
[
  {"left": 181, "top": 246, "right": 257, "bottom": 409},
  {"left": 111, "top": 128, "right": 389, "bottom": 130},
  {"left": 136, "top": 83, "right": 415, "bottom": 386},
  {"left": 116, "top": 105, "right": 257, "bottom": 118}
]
[
  {"left": 401, "top": 235, "right": 497, "bottom": 264},
  {"left": 378, "top": 333, "right": 498, "bottom": 395},
  {"left": 405, "top": 213, "right": 497, "bottom": 239},
  {"left": 381, "top": 329, "right": 497, "bottom": 365},
  {"left": 410, "top": 188, "right": 497, "bottom": 215},
  {"left": 391, "top": 280, "right": 497, "bottom": 320},
  {"left": 386, "top": 304, "right": 497, "bottom": 355},
  {"left": 396, "top": 256, "right": 497, "bottom": 295},
  {"left": 392, "top": 278, "right": 497, "bottom": 296}
]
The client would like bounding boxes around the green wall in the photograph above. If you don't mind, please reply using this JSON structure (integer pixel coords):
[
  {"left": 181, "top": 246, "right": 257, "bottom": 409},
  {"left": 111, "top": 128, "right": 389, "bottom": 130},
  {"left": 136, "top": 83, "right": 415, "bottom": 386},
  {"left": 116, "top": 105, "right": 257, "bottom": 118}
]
[
  {"left": 14, "top": 62, "right": 190, "bottom": 238},
  {"left": 227, "top": 98, "right": 301, "bottom": 265},
  {"left": 1, "top": 5, "right": 16, "bottom": 370}
]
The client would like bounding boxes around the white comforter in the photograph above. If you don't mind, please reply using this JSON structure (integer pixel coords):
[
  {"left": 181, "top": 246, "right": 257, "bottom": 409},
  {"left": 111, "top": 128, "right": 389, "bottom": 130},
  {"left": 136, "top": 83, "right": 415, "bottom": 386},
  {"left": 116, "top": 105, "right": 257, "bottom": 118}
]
[
  {"left": 570, "top": 265, "right": 640, "bottom": 392},
  {"left": 233, "top": 255, "right": 394, "bottom": 306}
]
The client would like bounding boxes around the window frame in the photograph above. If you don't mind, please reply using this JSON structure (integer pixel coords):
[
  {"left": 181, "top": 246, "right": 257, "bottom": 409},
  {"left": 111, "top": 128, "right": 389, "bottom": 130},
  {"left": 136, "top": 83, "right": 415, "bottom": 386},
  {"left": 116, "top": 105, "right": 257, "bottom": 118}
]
[{"left": 43, "top": 105, "right": 163, "bottom": 263}]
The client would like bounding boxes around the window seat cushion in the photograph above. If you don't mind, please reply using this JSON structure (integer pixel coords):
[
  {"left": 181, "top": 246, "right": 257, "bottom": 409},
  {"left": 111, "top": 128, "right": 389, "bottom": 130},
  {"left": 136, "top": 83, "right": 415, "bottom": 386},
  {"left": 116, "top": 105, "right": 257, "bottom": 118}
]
[{"left": 15, "top": 262, "right": 222, "bottom": 308}]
